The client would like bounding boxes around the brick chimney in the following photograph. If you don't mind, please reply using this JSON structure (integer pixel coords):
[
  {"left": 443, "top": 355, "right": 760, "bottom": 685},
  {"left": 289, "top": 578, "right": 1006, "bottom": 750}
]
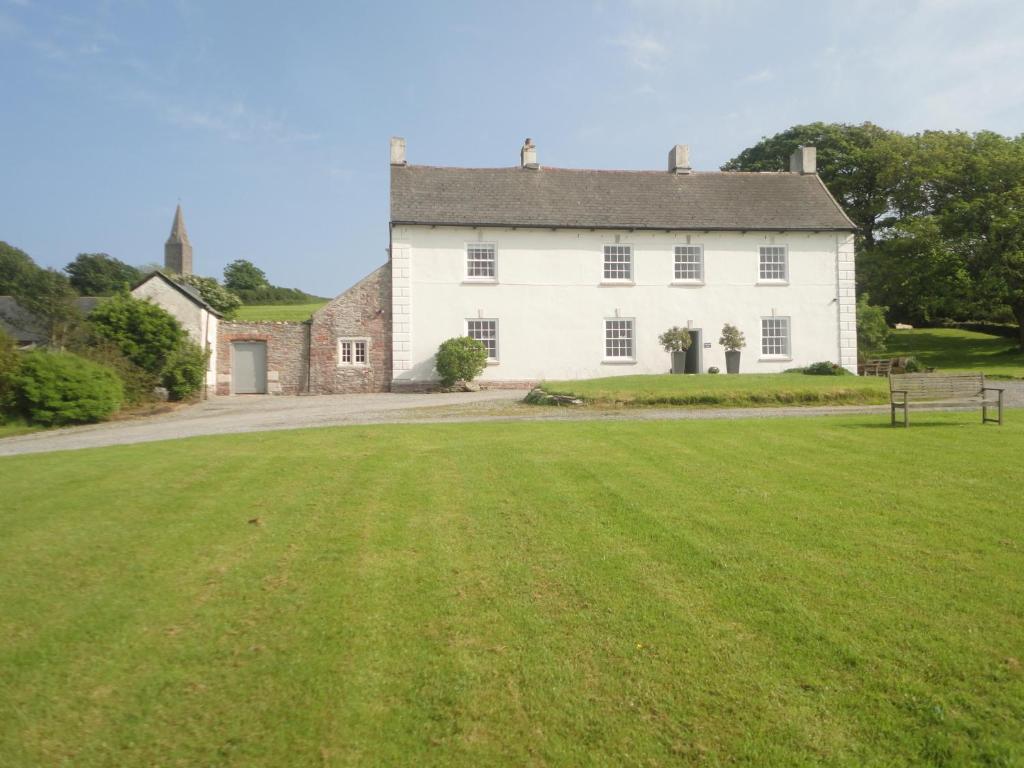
[
  {"left": 520, "top": 138, "right": 538, "bottom": 169},
  {"left": 668, "top": 144, "right": 691, "bottom": 174},
  {"left": 390, "top": 136, "right": 406, "bottom": 166},
  {"left": 790, "top": 146, "right": 816, "bottom": 174}
]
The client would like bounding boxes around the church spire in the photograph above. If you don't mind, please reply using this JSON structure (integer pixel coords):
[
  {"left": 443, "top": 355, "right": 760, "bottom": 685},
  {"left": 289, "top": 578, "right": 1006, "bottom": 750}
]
[
  {"left": 164, "top": 204, "right": 193, "bottom": 275},
  {"left": 167, "top": 204, "right": 190, "bottom": 245}
]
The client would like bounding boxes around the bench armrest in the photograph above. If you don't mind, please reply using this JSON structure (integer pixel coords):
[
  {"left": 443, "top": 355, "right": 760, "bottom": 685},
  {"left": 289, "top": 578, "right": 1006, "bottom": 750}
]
[
  {"left": 981, "top": 386, "right": 1005, "bottom": 393},
  {"left": 891, "top": 390, "right": 908, "bottom": 403}
]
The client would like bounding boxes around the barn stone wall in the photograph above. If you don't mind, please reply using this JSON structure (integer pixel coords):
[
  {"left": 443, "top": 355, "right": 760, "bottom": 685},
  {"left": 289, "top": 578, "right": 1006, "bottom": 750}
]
[
  {"left": 217, "top": 321, "right": 308, "bottom": 395},
  {"left": 308, "top": 264, "right": 391, "bottom": 394}
]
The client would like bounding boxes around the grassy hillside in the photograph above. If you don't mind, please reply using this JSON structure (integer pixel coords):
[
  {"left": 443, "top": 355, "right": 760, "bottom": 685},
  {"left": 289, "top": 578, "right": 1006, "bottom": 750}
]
[
  {"left": 233, "top": 301, "right": 327, "bottom": 322},
  {"left": 887, "top": 328, "right": 1024, "bottom": 378},
  {"left": 541, "top": 372, "right": 889, "bottom": 407},
  {"left": 2, "top": 416, "right": 1022, "bottom": 766}
]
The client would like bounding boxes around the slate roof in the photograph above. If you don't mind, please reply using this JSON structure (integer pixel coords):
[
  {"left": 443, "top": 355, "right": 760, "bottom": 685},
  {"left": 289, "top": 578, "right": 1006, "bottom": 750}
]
[
  {"left": 0, "top": 296, "right": 103, "bottom": 344},
  {"left": 391, "top": 166, "right": 856, "bottom": 232}
]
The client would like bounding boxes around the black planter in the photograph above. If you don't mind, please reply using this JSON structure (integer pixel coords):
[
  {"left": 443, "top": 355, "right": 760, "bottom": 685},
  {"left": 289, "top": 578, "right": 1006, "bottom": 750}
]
[{"left": 725, "top": 350, "right": 741, "bottom": 374}]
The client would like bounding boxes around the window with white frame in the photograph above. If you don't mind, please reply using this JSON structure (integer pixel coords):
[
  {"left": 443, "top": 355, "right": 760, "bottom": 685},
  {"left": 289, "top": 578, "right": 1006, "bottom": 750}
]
[
  {"left": 466, "top": 319, "right": 498, "bottom": 361},
  {"left": 338, "top": 338, "right": 369, "bottom": 366},
  {"left": 603, "top": 245, "right": 633, "bottom": 281},
  {"left": 761, "top": 317, "right": 790, "bottom": 357},
  {"left": 674, "top": 245, "right": 704, "bottom": 281},
  {"left": 604, "top": 319, "right": 635, "bottom": 359},
  {"left": 466, "top": 243, "right": 496, "bottom": 279},
  {"left": 759, "top": 245, "right": 788, "bottom": 281}
]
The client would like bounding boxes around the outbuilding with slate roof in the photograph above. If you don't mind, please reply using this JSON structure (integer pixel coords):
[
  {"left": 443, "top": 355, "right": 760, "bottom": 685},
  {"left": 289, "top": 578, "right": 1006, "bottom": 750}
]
[{"left": 387, "top": 138, "right": 858, "bottom": 387}]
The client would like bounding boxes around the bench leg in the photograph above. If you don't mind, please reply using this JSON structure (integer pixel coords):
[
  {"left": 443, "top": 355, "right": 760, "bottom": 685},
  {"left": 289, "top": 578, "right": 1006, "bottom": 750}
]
[{"left": 891, "top": 401, "right": 908, "bottom": 427}]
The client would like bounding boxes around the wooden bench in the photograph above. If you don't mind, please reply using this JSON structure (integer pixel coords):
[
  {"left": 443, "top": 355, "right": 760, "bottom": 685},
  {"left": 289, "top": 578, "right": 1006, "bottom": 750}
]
[
  {"left": 862, "top": 358, "right": 893, "bottom": 376},
  {"left": 890, "top": 372, "right": 1004, "bottom": 427}
]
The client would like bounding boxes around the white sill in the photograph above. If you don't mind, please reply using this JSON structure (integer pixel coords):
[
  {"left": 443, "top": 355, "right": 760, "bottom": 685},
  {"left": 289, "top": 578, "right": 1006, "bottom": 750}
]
[
  {"left": 338, "top": 364, "right": 369, "bottom": 368},
  {"left": 756, "top": 280, "right": 789, "bottom": 286},
  {"left": 462, "top": 278, "right": 498, "bottom": 285},
  {"left": 600, "top": 279, "right": 635, "bottom": 286},
  {"left": 485, "top": 360, "right": 500, "bottom": 366},
  {"left": 758, "top": 356, "right": 793, "bottom": 362},
  {"left": 670, "top": 280, "right": 705, "bottom": 287},
  {"left": 601, "top": 359, "right": 637, "bottom": 365}
]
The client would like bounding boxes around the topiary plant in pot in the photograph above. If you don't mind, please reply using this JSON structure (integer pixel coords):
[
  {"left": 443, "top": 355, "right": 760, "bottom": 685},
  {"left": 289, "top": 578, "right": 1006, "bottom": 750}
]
[
  {"left": 658, "top": 326, "right": 692, "bottom": 374},
  {"left": 719, "top": 323, "right": 746, "bottom": 374}
]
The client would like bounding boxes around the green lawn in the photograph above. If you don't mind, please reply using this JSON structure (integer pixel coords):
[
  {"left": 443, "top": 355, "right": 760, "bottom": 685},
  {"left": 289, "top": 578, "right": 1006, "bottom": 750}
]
[
  {"left": 542, "top": 372, "right": 889, "bottom": 407},
  {"left": 888, "top": 328, "right": 1024, "bottom": 378},
  {"left": 2, "top": 416, "right": 1023, "bottom": 766},
  {"left": 233, "top": 302, "right": 328, "bottom": 322}
]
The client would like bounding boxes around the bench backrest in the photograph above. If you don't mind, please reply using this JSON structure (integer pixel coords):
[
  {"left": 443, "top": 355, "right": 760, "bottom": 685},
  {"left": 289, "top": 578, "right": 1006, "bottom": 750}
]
[
  {"left": 863, "top": 358, "right": 893, "bottom": 376},
  {"left": 890, "top": 372, "right": 984, "bottom": 400}
]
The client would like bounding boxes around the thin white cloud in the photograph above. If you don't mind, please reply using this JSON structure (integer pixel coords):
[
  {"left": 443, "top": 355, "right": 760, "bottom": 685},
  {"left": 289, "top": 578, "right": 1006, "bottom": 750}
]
[
  {"left": 163, "top": 99, "right": 321, "bottom": 145},
  {"left": 610, "top": 32, "right": 668, "bottom": 70},
  {"left": 739, "top": 68, "right": 774, "bottom": 85}
]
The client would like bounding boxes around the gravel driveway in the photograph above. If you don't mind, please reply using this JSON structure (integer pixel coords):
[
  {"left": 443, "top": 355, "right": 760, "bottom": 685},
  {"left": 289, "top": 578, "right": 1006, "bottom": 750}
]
[{"left": 2, "top": 381, "right": 1021, "bottom": 457}]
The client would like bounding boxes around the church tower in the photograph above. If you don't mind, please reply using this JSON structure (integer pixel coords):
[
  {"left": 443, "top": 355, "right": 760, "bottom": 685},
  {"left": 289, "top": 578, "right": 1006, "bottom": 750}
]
[{"left": 164, "top": 204, "right": 193, "bottom": 275}]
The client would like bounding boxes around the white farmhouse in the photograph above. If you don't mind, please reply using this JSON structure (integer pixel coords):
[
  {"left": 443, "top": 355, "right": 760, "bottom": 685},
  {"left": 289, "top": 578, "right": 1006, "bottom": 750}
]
[{"left": 388, "top": 139, "right": 858, "bottom": 388}]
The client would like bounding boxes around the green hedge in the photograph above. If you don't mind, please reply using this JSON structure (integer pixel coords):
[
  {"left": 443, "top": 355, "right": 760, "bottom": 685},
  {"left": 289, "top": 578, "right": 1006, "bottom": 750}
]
[{"left": 13, "top": 351, "right": 123, "bottom": 426}]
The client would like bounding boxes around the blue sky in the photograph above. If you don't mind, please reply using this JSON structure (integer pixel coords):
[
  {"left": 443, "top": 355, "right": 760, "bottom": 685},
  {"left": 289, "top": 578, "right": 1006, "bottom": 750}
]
[{"left": 2, "top": 0, "right": 1022, "bottom": 295}]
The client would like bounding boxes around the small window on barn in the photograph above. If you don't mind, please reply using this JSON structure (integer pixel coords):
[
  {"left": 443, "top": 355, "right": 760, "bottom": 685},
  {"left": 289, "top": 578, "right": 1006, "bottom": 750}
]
[{"left": 338, "top": 338, "right": 369, "bottom": 366}]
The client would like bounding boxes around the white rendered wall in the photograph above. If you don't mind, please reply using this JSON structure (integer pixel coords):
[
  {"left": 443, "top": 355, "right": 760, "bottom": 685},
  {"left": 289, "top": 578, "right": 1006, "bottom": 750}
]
[
  {"left": 391, "top": 226, "right": 856, "bottom": 383},
  {"left": 131, "top": 277, "right": 219, "bottom": 389}
]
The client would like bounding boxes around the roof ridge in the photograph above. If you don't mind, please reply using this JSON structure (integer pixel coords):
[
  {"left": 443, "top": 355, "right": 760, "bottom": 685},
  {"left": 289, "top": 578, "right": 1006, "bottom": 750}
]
[{"left": 399, "top": 164, "right": 801, "bottom": 176}]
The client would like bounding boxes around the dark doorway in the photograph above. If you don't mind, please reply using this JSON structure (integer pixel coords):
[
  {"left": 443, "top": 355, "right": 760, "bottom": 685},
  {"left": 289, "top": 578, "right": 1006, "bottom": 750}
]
[{"left": 671, "top": 329, "right": 702, "bottom": 373}]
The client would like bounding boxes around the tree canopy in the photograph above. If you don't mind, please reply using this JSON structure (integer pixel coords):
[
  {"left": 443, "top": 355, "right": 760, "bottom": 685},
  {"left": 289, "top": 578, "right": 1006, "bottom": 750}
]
[
  {"left": 223, "top": 259, "right": 268, "bottom": 291},
  {"left": 0, "top": 243, "right": 82, "bottom": 348},
  {"left": 725, "top": 124, "right": 1024, "bottom": 345},
  {"left": 65, "top": 253, "right": 142, "bottom": 296}
]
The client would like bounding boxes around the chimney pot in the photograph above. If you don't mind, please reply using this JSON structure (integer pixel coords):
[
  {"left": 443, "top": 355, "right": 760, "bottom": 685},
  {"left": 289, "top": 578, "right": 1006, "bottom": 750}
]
[
  {"left": 390, "top": 136, "right": 406, "bottom": 166},
  {"left": 668, "top": 144, "right": 691, "bottom": 174},
  {"left": 521, "top": 138, "right": 538, "bottom": 169},
  {"left": 790, "top": 146, "right": 816, "bottom": 174}
]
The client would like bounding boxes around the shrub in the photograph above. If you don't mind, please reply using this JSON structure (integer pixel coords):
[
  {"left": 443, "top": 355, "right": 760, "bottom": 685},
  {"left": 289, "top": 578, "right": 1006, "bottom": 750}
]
[
  {"left": 175, "top": 274, "right": 242, "bottom": 318},
  {"left": 0, "top": 329, "right": 21, "bottom": 417},
  {"left": 89, "top": 293, "right": 207, "bottom": 401},
  {"left": 719, "top": 324, "right": 746, "bottom": 351},
  {"left": 804, "top": 361, "right": 850, "bottom": 376},
  {"left": 707, "top": 366, "right": 720, "bottom": 374},
  {"left": 435, "top": 336, "right": 488, "bottom": 387},
  {"left": 903, "top": 357, "right": 925, "bottom": 373},
  {"left": 13, "top": 351, "right": 123, "bottom": 425},
  {"left": 75, "top": 338, "right": 160, "bottom": 406},
  {"left": 857, "top": 294, "right": 890, "bottom": 356},
  {"left": 234, "top": 286, "right": 326, "bottom": 305},
  {"left": 658, "top": 326, "right": 692, "bottom": 352},
  {"left": 162, "top": 341, "right": 209, "bottom": 400},
  {"left": 90, "top": 293, "right": 185, "bottom": 374}
]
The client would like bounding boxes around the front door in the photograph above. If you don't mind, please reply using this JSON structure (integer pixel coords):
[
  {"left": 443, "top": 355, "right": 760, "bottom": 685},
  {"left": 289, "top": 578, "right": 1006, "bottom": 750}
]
[
  {"left": 232, "top": 341, "right": 267, "bottom": 394},
  {"left": 684, "top": 329, "right": 702, "bottom": 374}
]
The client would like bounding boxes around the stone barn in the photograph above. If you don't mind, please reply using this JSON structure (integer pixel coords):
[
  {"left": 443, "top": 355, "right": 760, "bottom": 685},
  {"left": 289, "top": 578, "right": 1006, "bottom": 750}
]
[{"left": 215, "top": 264, "right": 391, "bottom": 395}]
